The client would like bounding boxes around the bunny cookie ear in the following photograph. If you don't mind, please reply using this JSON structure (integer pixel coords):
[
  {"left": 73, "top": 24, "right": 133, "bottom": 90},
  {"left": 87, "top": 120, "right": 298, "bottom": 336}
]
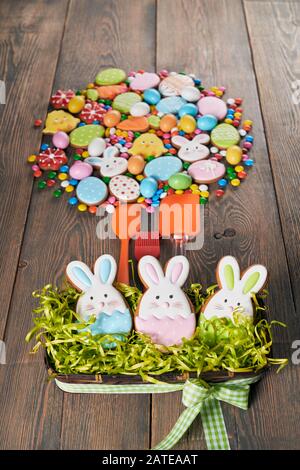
[
  {"left": 85, "top": 156, "right": 103, "bottom": 168},
  {"left": 217, "top": 256, "right": 241, "bottom": 291},
  {"left": 66, "top": 261, "right": 94, "bottom": 292},
  {"left": 240, "top": 265, "right": 267, "bottom": 295},
  {"left": 171, "top": 135, "right": 189, "bottom": 148},
  {"left": 103, "top": 146, "right": 120, "bottom": 159},
  {"left": 94, "top": 254, "right": 117, "bottom": 285},
  {"left": 165, "top": 255, "right": 190, "bottom": 287},
  {"left": 193, "top": 133, "right": 210, "bottom": 145},
  {"left": 138, "top": 255, "right": 164, "bottom": 288}
]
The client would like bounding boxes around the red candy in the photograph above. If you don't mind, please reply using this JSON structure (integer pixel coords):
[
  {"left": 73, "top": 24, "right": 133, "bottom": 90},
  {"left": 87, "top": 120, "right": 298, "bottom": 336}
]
[
  {"left": 215, "top": 189, "right": 225, "bottom": 197},
  {"left": 34, "top": 119, "right": 42, "bottom": 127},
  {"left": 50, "top": 89, "right": 75, "bottom": 109},
  {"left": 79, "top": 100, "right": 105, "bottom": 124},
  {"left": 37, "top": 148, "right": 68, "bottom": 171},
  {"left": 33, "top": 169, "right": 42, "bottom": 178}
]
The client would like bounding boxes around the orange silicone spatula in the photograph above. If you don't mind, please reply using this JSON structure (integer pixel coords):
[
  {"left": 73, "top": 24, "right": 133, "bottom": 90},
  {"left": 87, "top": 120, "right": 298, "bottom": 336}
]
[
  {"left": 159, "top": 193, "right": 201, "bottom": 255},
  {"left": 111, "top": 203, "right": 141, "bottom": 284}
]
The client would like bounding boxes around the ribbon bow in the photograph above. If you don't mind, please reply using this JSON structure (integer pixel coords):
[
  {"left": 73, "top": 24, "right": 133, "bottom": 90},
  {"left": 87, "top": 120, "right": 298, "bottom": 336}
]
[
  {"left": 55, "top": 375, "right": 261, "bottom": 450},
  {"left": 154, "top": 376, "right": 261, "bottom": 450}
]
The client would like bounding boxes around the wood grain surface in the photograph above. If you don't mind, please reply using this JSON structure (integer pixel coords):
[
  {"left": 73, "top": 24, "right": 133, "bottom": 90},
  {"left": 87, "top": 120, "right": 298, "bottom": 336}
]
[{"left": 0, "top": 0, "right": 299, "bottom": 450}]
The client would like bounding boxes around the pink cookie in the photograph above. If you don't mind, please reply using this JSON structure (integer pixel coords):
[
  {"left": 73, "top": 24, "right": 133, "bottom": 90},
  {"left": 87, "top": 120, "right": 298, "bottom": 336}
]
[
  {"left": 130, "top": 72, "right": 160, "bottom": 91},
  {"left": 109, "top": 175, "right": 140, "bottom": 202},
  {"left": 69, "top": 161, "right": 93, "bottom": 180},
  {"left": 135, "top": 314, "right": 196, "bottom": 347},
  {"left": 198, "top": 96, "right": 227, "bottom": 120},
  {"left": 188, "top": 159, "right": 225, "bottom": 183},
  {"left": 135, "top": 255, "right": 196, "bottom": 346}
]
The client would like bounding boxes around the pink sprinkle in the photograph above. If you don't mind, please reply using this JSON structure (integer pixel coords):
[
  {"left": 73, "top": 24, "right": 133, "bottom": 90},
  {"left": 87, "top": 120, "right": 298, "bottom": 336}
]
[
  {"left": 244, "top": 142, "right": 252, "bottom": 150},
  {"left": 32, "top": 164, "right": 39, "bottom": 171},
  {"left": 108, "top": 196, "right": 116, "bottom": 204},
  {"left": 145, "top": 198, "right": 152, "bottom": 204},
  {"left": 219, "top": 87, "right": 226, "bottom": 92},
  {"left": 194, "top": 129, "right": 201, "bottom": 134},
  {"left": 128, "top": 131, "right": 134, "bottom": 137},
  {"left": 242, "top": 155, "right": 249, "bottom": 161},
  {"left": 120, "top": 153, "right": 129, "bottom": 159},
  {"left": 146, "top": 206, "right": 155, "bottom": 213},
  {"left": 207, "top": 91, "right": 215, "bottom": 96},
  {"left": 163, "top": 133, "right": 171, "bottom": 139},
  {"left": 126, "top": 142, "right": 133, "bottom": 148}
]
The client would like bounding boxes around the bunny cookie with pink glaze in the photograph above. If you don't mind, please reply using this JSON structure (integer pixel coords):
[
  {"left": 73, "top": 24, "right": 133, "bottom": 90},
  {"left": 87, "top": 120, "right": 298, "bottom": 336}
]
[
  {"left": 66, "top": 255, "right": 132, "bottom": 341},
  {"left": 202, "top": 256, "right": 267, "bottom": 322},
  {"left": 85, "top": 146, "right": 128, "bottom": 178},
  {"left": 135, "top": 255, "right": 196, "bottom": 346},
  {"left": 171, "top": 134, "right": 210, "bottom": 162}
]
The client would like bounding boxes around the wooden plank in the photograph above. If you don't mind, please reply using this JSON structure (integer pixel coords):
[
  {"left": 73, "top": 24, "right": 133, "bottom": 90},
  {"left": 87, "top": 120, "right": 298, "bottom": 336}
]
[
  {"left": 155, "top": 0, "right": 299, "bottom": 449},
  {"left": 243, "top": 1, "right": 300, "bottom": 318},
  {"left": 53, "top": 0, "right": 156, "bottom": 449},
  {"left": 0, "top": 0, "right": 69, "bottom": 338},
  {"left": 0, "top": 0, "right": 156, "bottom": 450},
  {"left": 0, "top": 0, "right": 69, "bottom": 450}
]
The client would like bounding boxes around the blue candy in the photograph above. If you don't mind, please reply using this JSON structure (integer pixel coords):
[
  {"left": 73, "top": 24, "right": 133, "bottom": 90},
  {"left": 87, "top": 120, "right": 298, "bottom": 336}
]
[
  {"left": 178, "top": 103, "right": 198, "bottom": 118},
  {"left": 197, "top": 114, "right": 218, "bottom": 131},
  {"left": 143, "top": 88, "right": 161, "bottom": 105}
]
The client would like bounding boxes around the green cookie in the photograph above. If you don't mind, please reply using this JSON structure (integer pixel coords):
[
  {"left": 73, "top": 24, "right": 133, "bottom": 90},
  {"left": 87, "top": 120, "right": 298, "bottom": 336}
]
[
  {"left": 70, "top": 124, "right": 105, "bottom": 148},
  {"left": 211, "top": 123, "right": 240, "bottom": 149},
  {"left": 95, "top": 68, "right": 127, "bottom": 86},
  {"left": 112, "top": 92, "right": 141, "bottom": 114}
]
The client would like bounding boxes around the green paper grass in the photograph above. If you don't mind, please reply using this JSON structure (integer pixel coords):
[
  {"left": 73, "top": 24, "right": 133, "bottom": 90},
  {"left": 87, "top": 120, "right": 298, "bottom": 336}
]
[{"left": 26, "top": 283, "right": 288, "bottom": 379}]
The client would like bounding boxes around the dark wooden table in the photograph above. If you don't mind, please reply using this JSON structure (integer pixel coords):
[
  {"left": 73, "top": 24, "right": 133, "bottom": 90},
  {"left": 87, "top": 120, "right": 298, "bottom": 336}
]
[{"left": 0, "top": 0, "right": 299, "bottom": 450}]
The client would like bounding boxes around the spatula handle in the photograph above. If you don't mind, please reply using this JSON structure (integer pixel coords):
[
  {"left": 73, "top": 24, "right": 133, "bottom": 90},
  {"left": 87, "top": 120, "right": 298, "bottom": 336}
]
[{"left": 117, "top": 238, "right": 129, "bottom": 284}]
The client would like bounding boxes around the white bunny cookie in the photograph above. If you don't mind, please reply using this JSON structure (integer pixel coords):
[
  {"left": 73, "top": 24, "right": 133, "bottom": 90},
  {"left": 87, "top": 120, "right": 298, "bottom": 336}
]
[
  {"left": 135, "top": 255, "right": 196, "bottom": 346},
  {"left": 171, "top": 134, "right": 210, "bottom": 162},
  {"left": 85, "top": 145, "right": 128, "bottom": 178},
  {"left": 202, "top": 256, "right": 267, "bottom": 322},
  {"left": 66, "top": 255, "right": 132, "bottom": 339}
]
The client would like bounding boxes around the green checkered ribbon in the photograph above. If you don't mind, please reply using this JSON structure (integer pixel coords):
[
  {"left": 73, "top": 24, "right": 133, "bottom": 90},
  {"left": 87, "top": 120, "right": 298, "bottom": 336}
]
[{"left": 56, "top": 375, "right": 261, "bottom": 450}]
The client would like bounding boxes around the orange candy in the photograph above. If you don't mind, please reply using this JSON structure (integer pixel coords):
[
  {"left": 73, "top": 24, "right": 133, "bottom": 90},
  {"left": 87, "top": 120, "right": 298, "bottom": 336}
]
[
  {"left": 159, "top": 114, "right": 177, "bottom": 133},
  {"left": 103, "top": 110, "right": 121, "bottom": 127}
]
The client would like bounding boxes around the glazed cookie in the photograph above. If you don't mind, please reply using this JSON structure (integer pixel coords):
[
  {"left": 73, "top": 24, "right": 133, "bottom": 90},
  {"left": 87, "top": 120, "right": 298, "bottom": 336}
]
[
  {"left": 85, "top": 146, "right": 128, "bottom": 178},
  {"left": 76, "top": 176, "right": 108, "bottom": 206},
  {"left": 37, "top": 148, "right": 68, "bottom": 171},
  {"left": 171, "top": 134, "right": 210, "bottom": 162},
  {"left": 144, "top": 156, "right": 182, "bottom": 181},
  {"left": 79, "top": 101, "right": 105, "bottom": 124},
  {"left": 130, "top": 72, "right": 160, "bottom": 91},
  {"left": 210, "top": 123, "right": 240, "bottom": 149},
  {"left": 95, "top": 68, "right": 127, "bottom": 86},
  {"left": 43, "top": 110, "right": 80, "bottom": 134},
  {"left": 69, "top": 124, "right": 105, "bottom": 148},
  {"left": 50, "top": 89, "right": 75, "bottom": 109},
  {"left": 129, "top": 133, "right": 166, "bottom": 158},
  {"left": 188, "top": 160, "right": 226, "bottom": 183},
  {"left": 202, "top": 256, "right": 267, "bottom": 322},
  {"left": 109, "top": 175, "right": 140, "bottom": 202},
  {"left": 112, "top": 92, "right": 142, "bottom": 114},
  {"left": 198, "top": 96, "right": 227, "bottom": 120},
  {"left": 66, "top": 254, "right": 132, "bottom": 342},
  {"left": 117, "top": 116, "right": 150, "bottom": 132},
  {"left": 96, "top": 83, "right": 128, "bottom": 100},
  {"left": 135, "top": 255, "right": 196, "bottom": 346},
  {"left": 159, "top": 73, "right": 194, "bottom": 96}
]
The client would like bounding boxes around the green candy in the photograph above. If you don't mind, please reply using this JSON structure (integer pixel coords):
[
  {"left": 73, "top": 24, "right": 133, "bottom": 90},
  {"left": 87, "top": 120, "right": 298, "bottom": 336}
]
[
  {"left": 38, "top": 180, "right": 46, "bottom": 189},
  {"left": 86, "top": 89, "right": 99, "bottom": 101},
  {"left": 70, "top": 124, "right": 105, "bottom": 148},
  {"left": 53, "top": 189, "right": 62, "bottom": 198},
  {"left": 148, "top": 115, "right": 160, "bottom": 129},
  {"left": 47, "top": 171, "right": 57, "bottom": 179},
  {"left": 95, "top": 68, "right": 126, "bottom": 86},
  {"left": 168, "top": 172, "right": 192, "bottom": 190},
  {"left": 113, "top": 92, "right": 141, "bottom": 114}
]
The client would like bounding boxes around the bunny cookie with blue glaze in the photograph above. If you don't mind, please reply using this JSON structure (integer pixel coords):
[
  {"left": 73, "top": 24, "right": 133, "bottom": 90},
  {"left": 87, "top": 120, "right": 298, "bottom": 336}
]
[
  {"left": 66, "top": 255, "right": 132, "bottom": 343},
  {"left": 202, "top": 256, "right": 267, "bottom": 322}
]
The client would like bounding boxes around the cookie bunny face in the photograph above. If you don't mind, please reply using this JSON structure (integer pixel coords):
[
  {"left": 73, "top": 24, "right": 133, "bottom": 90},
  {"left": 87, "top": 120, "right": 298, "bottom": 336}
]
[
  {"left": 66, "top": 254, "right": 127, "bottom": 320},
  {"left": 171, "top": 134, "right": 210, "bottom": 162},
  {"left": 85, "top": 146, "right": 128, "bottom": 178},
  {"left": 137, "top": 256, "right": 192, "bottom": 320},
  {"left": 202, "top": 256, "right": 267, "bottom": 321}
]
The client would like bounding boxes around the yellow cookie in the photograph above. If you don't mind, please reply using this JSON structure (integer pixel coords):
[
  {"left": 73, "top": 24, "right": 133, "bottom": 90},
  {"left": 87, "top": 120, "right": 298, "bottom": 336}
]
[
  {"left": 129, "top": 133, "right": 166, "bottom": 158},
  {"left": 43, "top": 110, "right": 80, "bottom": 135}
]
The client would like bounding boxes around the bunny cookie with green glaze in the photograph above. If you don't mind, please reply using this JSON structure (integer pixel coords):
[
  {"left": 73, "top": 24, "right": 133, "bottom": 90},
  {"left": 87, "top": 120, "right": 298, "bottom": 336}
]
[{"left": 202, "top": 256, "right": 267, "bottom": 322}]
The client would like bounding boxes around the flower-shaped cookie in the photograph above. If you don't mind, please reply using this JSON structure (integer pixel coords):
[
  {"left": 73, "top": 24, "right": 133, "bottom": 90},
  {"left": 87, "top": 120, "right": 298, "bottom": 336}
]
[
  {"left": 50, "top": 89, "right": 75, "bottom": 109},
  {"left": 37, "top": 148, "right": 68, "bottom": 171},
  {"left": 79, "top": 101, "right": 105, "bottom": 124}
]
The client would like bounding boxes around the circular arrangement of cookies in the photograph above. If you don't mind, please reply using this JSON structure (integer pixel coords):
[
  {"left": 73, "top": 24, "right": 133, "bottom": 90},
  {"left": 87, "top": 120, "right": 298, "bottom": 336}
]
[{"left": 27, "top": 68, "right": 254, "bottom": 215}]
